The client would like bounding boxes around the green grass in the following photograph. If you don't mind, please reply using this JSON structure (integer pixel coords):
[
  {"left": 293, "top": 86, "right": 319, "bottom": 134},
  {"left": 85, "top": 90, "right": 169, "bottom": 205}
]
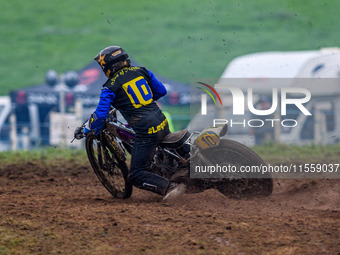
[
  {"left": 252, "top": 143, "right": 340, "bottom": 164},
  {"left": 0, "top": 147, "right": 86, "bottom": 165},
  {"left": 0, "top": 144, "right": 339, "bottom": 166},
  {"left": 1, "top": 0, "right": 340, "bottom": 96}
]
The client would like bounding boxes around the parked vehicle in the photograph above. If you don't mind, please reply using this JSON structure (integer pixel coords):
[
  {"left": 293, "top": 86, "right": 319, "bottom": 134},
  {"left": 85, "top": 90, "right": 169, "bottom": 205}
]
[{"left": 190, "top": 48, "right": 340, "bottom": 145}]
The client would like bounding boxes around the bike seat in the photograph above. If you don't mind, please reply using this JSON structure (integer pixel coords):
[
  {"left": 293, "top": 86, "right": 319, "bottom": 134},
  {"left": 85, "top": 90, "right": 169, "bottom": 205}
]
[{"left": 160, "top": 129, "right": 190, "bottom": 149}]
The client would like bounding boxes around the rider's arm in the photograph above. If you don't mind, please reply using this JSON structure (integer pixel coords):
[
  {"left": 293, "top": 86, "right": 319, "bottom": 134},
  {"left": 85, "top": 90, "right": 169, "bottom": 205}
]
[
  {"left": 89, "top": 87, "right": 115, "bottom": 135},
  {"left": 147, "top": 70, "right": 167, "bottom": 101}
]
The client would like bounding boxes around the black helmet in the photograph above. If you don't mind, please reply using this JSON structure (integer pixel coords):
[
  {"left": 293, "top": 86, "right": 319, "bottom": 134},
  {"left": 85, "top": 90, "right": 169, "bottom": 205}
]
[{"left": 94, "top": 46, "right": 130, "bottom": 78}]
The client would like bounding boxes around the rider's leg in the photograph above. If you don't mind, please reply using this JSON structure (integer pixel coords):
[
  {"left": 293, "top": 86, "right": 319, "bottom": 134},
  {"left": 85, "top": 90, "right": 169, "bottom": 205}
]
[{"left": 128, "top": 126, "right": 170, "bottom": 196}]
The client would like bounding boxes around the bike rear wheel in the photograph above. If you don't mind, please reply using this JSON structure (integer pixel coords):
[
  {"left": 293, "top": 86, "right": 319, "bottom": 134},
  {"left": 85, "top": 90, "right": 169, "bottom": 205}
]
[
  {"left": 85, "top": 132, "right": 132, "bottom": 198},
  {"left": 201, "top": 139, "right": 273, "bottom": 199}
]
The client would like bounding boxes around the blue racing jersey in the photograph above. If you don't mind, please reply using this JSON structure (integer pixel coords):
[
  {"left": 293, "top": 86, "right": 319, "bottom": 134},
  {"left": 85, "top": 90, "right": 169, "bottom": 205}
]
[{"left": 90, "top": 66, "right": 167, "bottom": 135}]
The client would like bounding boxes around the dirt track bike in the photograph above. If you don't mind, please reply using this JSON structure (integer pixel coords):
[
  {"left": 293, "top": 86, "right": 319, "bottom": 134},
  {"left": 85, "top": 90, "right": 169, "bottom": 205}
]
[{"left": 73, "top": 108, "right": 273, "bottom": 199}]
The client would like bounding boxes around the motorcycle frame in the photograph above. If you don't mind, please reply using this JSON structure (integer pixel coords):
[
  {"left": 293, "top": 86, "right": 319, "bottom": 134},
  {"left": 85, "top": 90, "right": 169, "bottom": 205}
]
[{"left": 105, "top": 113, "right": 195, "bottom": 168}]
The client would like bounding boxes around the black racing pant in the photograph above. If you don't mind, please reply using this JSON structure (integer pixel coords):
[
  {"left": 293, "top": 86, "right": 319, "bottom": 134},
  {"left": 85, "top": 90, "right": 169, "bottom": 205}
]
[{"left": 128, "top": 113, "right": 170, "bottom": 196}]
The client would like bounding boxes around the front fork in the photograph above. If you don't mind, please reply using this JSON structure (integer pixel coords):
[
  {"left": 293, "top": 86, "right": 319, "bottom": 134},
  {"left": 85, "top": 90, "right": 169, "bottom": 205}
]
[
  {"left": 96, "top": 141, "right": 105, "bottom": 171},
  {"left": 96, "top": 135, "right": 117, "bottom": 175}
]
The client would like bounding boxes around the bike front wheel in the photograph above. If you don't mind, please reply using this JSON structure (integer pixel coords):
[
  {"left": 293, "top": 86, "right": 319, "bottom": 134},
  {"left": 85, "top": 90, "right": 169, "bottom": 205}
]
[{"left": 85, "top": 132, "right": 132, "bottom": 198}]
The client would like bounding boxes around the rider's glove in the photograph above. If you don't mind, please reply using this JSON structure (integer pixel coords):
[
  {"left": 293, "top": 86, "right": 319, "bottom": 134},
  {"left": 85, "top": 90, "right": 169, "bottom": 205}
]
[{"left": 74, "top": 126, "right": 85, "bottom": 140}]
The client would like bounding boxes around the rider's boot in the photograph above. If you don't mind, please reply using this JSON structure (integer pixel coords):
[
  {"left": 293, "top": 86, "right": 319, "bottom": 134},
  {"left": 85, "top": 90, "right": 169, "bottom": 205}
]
[{"left": 163, "top": 182, "right": 186, "bottom": 201}]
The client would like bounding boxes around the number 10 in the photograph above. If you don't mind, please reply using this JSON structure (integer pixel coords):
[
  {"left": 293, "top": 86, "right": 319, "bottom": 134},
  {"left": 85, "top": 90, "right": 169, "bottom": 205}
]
[{"left": 122, "top": 76, "right": 153, "bottom": 108}]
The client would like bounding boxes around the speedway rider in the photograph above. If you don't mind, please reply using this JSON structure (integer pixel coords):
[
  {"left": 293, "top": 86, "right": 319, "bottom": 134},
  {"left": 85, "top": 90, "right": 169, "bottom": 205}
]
[{"left": 83, "top": 46, "right": 185, "bottom": 200}]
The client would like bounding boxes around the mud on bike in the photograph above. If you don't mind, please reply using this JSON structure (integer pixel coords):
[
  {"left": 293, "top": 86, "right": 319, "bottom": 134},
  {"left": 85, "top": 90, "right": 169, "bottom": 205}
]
[{"left": 73, "top": 108, "right": 273, "bottom": 199}]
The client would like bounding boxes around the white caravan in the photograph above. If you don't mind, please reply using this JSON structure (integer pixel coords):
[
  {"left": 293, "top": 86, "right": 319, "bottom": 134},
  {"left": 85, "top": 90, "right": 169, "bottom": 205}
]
[{"left": 192, "top": 48, "right": 340, "bottom": 145}]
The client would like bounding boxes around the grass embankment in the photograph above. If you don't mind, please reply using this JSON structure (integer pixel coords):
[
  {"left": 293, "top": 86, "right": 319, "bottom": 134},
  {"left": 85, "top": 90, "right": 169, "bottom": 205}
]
[
  {"left": 2, "top": 0, "right": 340, "bottom": 96},
  {"left": 252, "top": 143, "right": 340, "bottom": 164},
  {"left": 0, "top": 148, "right": 86, "bottom": 166},
  {"left": 0, "top": 144, "right": 339, "bottom": 167}
]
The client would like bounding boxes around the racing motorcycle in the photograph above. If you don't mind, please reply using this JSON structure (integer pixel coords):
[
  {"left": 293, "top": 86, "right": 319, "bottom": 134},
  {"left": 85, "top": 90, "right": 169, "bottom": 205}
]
[{"left": 73, "top": 108, "right": 273, "bottom": 199}]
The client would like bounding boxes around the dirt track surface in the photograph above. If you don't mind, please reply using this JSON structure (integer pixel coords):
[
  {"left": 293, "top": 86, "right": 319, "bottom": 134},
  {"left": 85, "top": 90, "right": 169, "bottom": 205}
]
[{"left": 0, "top": 161, "right": 339, "bottom": 254}]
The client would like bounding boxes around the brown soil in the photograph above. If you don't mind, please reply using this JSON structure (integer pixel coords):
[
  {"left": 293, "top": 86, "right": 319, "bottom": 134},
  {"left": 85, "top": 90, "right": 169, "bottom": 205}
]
[{"left": 0, "top": 161, "right": 339, "bottom": 255}]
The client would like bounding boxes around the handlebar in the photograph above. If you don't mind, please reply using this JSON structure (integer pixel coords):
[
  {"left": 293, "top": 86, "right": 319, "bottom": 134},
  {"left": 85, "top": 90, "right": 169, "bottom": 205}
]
[{"left": 71, "top": 120, "right": 87, "bottom": 143}]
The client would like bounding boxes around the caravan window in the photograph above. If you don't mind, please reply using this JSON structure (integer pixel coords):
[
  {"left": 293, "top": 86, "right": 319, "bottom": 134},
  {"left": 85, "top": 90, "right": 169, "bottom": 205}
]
[
  {"left": 300, "top": 101, "right": 335, "bottom": 140},
  {"left": 301, "top": 114, "right": 314, "bottom": 140},
  {"left": 281, "top": 104, "right": 301, "bottom": 134},
  {"left": 324, "top": 102, "right": 335, "bottom": 132}
]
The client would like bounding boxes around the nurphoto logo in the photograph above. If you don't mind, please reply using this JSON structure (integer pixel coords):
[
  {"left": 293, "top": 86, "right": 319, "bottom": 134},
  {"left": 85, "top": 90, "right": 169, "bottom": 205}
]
[{"left": 197, "top": 82, "right": 312, "bottom": 129}]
